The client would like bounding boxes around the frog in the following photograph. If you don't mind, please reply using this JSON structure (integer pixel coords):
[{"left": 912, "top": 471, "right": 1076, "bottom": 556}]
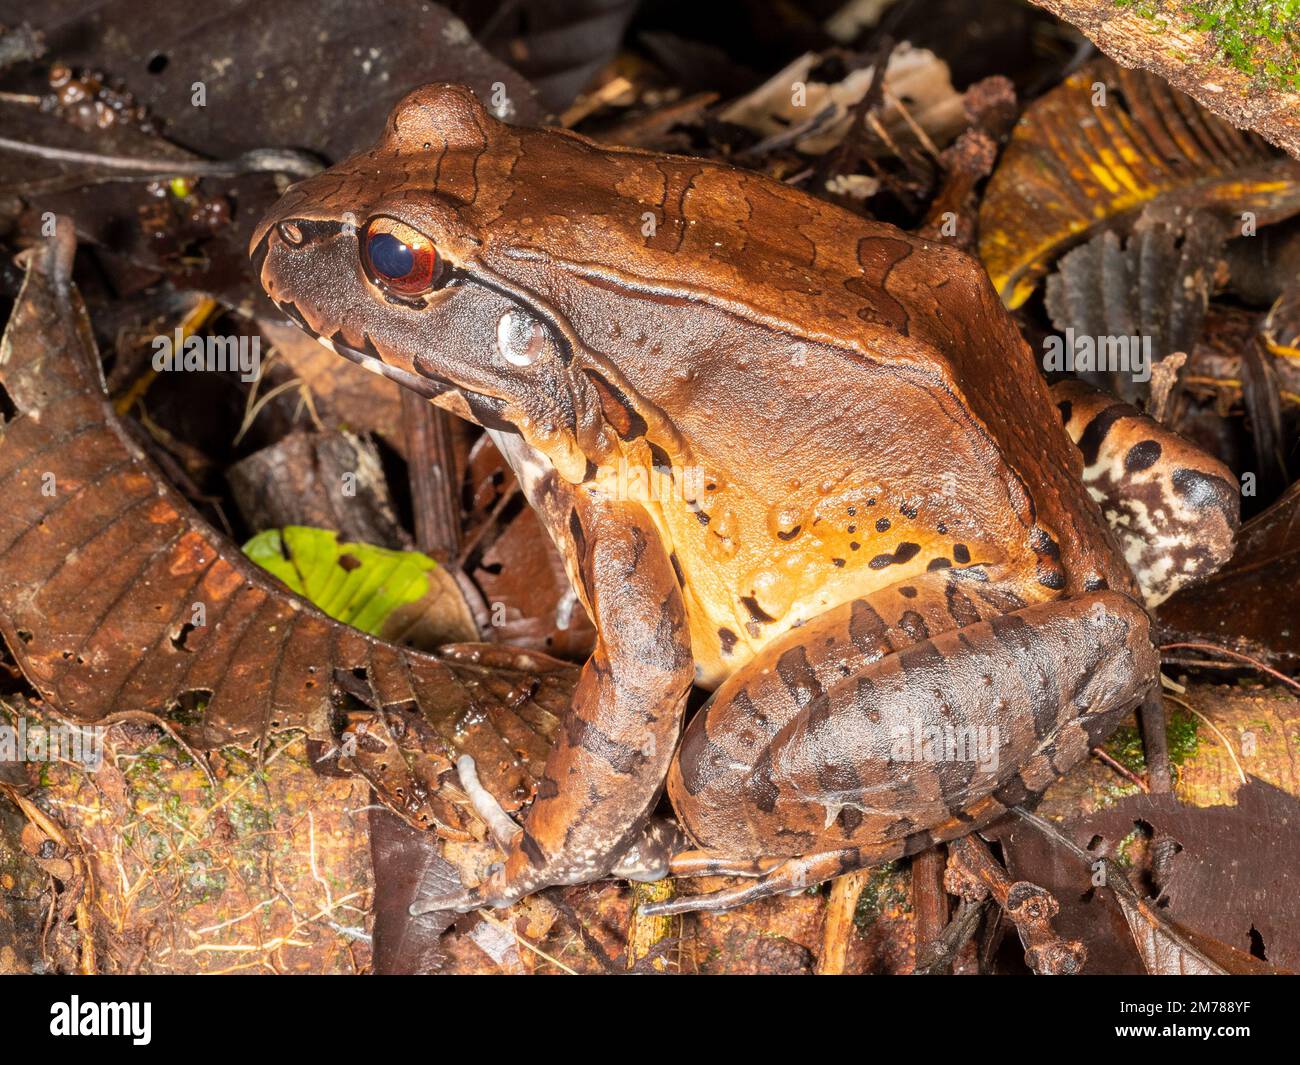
[{"left": 250, "top": 84, "right": 1239, "bottom": 916}]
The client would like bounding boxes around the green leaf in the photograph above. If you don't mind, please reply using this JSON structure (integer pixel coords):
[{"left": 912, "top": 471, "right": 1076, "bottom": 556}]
[{"left": 242, "top": 526, "right": 438, "bottom": 637}]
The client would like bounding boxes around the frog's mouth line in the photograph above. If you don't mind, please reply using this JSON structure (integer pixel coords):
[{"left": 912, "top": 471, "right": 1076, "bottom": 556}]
[
  {"left": 277, "top": 307, "right": 518, "bottom": 433},
  {"left": 313, "top": 331, "right": 451, "bottom": 401}
]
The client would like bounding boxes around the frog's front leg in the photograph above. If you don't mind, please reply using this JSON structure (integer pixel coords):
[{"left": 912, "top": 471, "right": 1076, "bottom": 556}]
[
  {"left": 415, "top": 492, "right": 694, "bottom": 914},
  {"left": 652, "top": 571, "right": 1158, "bottom": 915}
]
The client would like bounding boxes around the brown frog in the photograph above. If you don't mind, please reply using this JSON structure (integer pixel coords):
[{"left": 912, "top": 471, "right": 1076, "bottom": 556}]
[{"left": 251, "top": 84, "right": 1238, "bottom": 916}]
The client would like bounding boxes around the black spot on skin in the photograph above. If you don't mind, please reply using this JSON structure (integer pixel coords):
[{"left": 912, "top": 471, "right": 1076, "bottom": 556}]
[
  {"left": 893, "top": 542, "right": 920, "bottom": 564},
  {"left": 1077, "top": 403, "right": 1130, "bottom": 466},
  {"left": 648, "top": 441, "right": 672, "bottom": 474},
  {"left": 869, "top": 553, "right": 894, "bottom": 569},
  {"left": 463, "top": 392, "right": 515, "bottom": 431},
  {"left": 1056, "top": 399, "right": 1072, "bottom": 425},
  {"left": 847, "top": 524, "right": 856, "bottom": 534},
  {"left": 740, "top": 596, "right": 776, "bottom": 624},
  {"left": 928, "top": 557, "right": 951, "bottom": 571},
  {"left": 694, "top": 508, "right": 710, "bottom": 526},
  {"left": 832, "top": 558, "right": 846, "bottom": 567},
  {"left": 847, "top": 506, "right": 857, "bottom": 516},
  {"left": 1029, "top": 528, "right": 1061, "bottom": 559},
  {"left": 898, "top": 610, "right": 929, "bottom": 642},
  {"left": 850, "top": 541, "right": 860, "bottom": 550},
  {"left": 897, "top": 638, "right": 944, "bottom": 676},
  {"left": 717, "top": 627, "right": 738, "bottom": 655},
  {"left": 746, "top": 752, "right": 780, "bottom": 813},
  {"left": 849, "top": 598, "right": 890, "bottom": 655},
  {"left": 899, "top": 502, "right": 919, "bottom": 519},
  {"left": 776, "top": 645, "right": 823, "bottom": 710},
  {"left": 1084, "top": 575, "right": 1108, "bottom": 592},
  {"left": 1124, "top": 439, "right": 1162, "bottom": 473},
  {"left": 899, "top": 586, "right": 917, "bottom": 598},
  {"left": 777, "top": 526, "right": 802, "bottom": 541},
  {"left": 837, "top": 807, "right": 863, "bottom": 836},
  {"left": 944, "top": 581, "right": 981, "bottom": 627},
  {"left": 565, "top": 713, "right": 645, "bottom": 776},
  {"left": 936, "top": 522, "right": 947, "bottom": 535},
  {"left": 582, "top": 459, "right": 598, "bottom": 482},
  {"left": 1172, "top": 467, "right": 1235, "bottom": 513},
  {"left": 876, "top": 517, "right": 891, "bottom": 532},
  {"left": 520, "top": 830, "right": 548, "bottom": 869},
  {"left": 952, "top": 544, "right": 971, "bottom": 564},
  {"left": 277, "top": 299, "right": 312, "bottom": 333},
  {"left": 1037, "top": 565, "right": 1067, "bottom": 590}
]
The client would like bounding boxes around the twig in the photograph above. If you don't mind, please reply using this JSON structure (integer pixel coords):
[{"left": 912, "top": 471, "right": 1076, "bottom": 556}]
[
  {"left": 0, "top": 137, "right": 322, "bottom": 179},
  {"left": 817, "top": 867, "right": 872, "bottom": 975},
  {"left": 0, "top": 784, "right": 97, "bottom": 974},
  {"left": 1090, "top": 746, "right": 1150, "bottom": 792},
  {"left": 401, "top": 390, "right": 462, "bottom": 563},
  {"left": 1160, "top": 642, "right": 1300, "bottom": 695},
  {"left": 946, "top": 834, "right": 1085, "bottom": 975},
  {"left": 909, "top": 847, "right": 950, "bottom": 972},
  {"left": 474, "top": 908, "right": 577, "bottom": 975}
]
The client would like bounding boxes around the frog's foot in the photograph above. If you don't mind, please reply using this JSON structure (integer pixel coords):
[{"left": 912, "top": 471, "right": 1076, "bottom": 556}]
[
  {"left": 642, "top": 848, "right": 885, "bottom": 916},
  {"left": 409, "top": 884, "right": 482, "bottom": 916},
  {"left": 666, "top": 850, "right": 784, "bottom": 878},
  {"left": 645, "top": 799, "right": 1007, "bottom": 916}
]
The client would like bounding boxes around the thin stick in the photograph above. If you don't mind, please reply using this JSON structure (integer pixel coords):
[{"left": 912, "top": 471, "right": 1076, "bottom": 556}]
[
  {"left": 1164, "top": 693, "right": 1248, "bottom": 786},
  {"left": 1160, "top": 642, "right": 1300, "bottom": 695},
  {"left": 474, "top": 908, "right": 577, "bottom": 975},
  {"left": 0, "top": 136, "right": 322, "bottom": 179},
  {"left": 1090, "top": 746, "right": 1150, "bottom": 792}
]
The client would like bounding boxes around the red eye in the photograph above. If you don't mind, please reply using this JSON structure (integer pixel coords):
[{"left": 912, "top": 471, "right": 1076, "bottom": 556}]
[{"left": 363, "top": 221, "right": 440, "bottom": 294}]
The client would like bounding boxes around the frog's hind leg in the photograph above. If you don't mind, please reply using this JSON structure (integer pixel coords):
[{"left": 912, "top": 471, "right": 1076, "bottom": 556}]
[
  {"left": 1051, "top": 380, "right": 1238, "bottom": 606},
  {"left": 661, "top": 576, "right": 1158, "bottom": 915}
]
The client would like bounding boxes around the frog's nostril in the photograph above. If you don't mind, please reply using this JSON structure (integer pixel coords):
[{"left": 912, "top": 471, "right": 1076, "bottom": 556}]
[{"left": 278, "top": 221, "right": 304, "bottom": 246}]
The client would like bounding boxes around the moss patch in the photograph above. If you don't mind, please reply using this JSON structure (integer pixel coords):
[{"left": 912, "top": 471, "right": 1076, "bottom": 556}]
[
  {"left": 1114, "top": 0, "right": 1300, "bottom": 91},
  {"left": 853, "top": 861, "right": 909, "bottom": 930},
  {"left": 1104, "top": 705, "right": 1201, "bottom": 776}
]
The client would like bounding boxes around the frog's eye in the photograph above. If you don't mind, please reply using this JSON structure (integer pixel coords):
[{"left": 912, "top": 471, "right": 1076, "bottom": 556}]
[{"left": 362, "top": 219, "right": 442, "bottom": 295}]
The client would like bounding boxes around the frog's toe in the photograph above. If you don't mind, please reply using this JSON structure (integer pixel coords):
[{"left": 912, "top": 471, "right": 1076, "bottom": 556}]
[
  {"left": 456, "top": 754, "right": 522, "bottom": 849},
  {"left": 408, "top": 885, "right": 482, "bottom": 916}
]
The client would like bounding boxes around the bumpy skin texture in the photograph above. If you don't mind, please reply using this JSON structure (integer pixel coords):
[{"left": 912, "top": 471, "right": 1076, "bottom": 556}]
[{"left": 250, "top": 84, "right": 1233, "bottom": 914}]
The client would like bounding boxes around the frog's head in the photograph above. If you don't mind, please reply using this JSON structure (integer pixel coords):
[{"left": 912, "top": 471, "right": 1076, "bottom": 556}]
[{"left": 250, "top": 83, "right": 611, "bottom": 483}]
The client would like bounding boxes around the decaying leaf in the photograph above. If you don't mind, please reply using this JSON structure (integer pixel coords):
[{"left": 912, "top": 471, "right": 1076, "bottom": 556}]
[
  {"left": 1089, "top": 782, "right": 1300, "bottom": 971},
  {"left": 1158, "top": 481, "right": 1300, "bottom": 670},
  {"left": 1044, "top": 212, "right": 1223, "bottom": 401},
  {"left": 718, "top": 44, "right": 964, "bottom": 156},
  {"left": 1007, "top": 804, "right": 1290, "bottom": 975},
  {"left": 1110, "top": 868, "right": 1283, "bottom": 975},
  {"left": 980, "top": 57, "right": 1300, "bottom": 308},
  {"left": 228, "top": 431, "right": 412, "bottom": 549}
]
